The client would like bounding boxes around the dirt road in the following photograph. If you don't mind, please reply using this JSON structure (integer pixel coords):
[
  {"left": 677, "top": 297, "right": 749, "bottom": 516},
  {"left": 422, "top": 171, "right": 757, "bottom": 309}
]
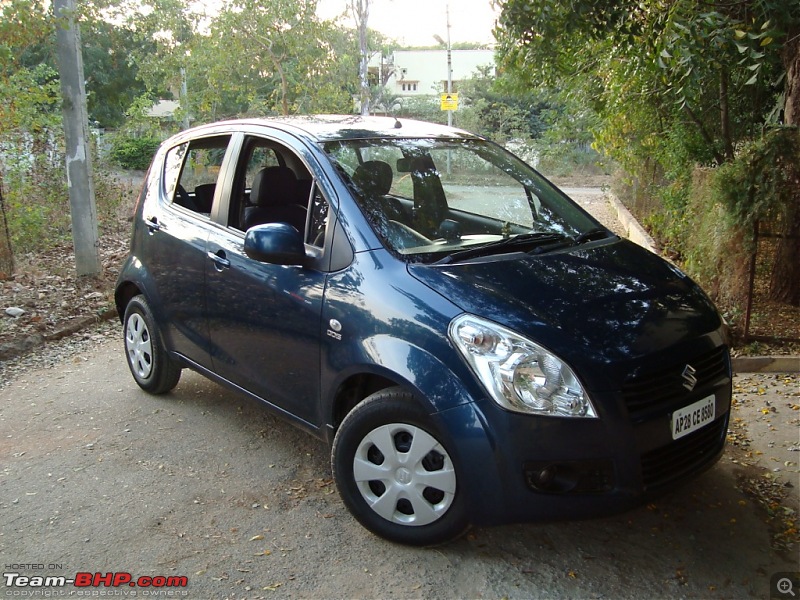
[
  {"left": 1, "top": 189, "right": 797, "bottom": 599},
  {"left": 0, "top": 330, "right": 797, "bottom": 600}
]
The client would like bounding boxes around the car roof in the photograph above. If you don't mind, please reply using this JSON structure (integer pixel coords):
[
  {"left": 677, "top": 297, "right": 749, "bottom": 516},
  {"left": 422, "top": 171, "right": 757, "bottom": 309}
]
[{"left": 186, "top": 115, "right": 480, "bottom": 143}]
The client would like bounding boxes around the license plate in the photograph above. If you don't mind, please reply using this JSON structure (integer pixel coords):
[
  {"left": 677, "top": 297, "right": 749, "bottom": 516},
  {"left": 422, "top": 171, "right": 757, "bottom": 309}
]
[{"left": 671, "top": 395, "right": 716, "bottom": 440}]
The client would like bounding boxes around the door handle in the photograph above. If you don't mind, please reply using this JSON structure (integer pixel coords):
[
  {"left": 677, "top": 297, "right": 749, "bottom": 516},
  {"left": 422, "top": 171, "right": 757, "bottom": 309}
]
[
  {"left": 144, "top": 217, "right": 161, "bottom": 233},
  {"left": 207, "top": 250, "right": 231, "bottom": 269}
]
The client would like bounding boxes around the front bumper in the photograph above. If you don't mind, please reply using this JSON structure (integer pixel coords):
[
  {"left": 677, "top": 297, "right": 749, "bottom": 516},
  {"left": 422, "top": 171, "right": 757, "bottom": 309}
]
[{"left": 437, "top": 346, "right": 732, "bottom": 526}]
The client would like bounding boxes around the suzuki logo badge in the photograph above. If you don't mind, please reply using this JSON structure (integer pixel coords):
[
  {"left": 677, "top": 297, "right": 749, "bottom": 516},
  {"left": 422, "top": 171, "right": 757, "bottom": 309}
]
[{"left": 681, "top": 364, "right": 698, "bottom": 391}]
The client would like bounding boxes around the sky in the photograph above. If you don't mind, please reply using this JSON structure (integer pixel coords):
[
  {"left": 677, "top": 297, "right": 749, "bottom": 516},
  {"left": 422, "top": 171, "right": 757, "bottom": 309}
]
[
  {"left": 316, "top": 0, "right": 500, "bottom": 47},
  {"left": 181, "top": 0, "right": 499, "bottom": 47}
]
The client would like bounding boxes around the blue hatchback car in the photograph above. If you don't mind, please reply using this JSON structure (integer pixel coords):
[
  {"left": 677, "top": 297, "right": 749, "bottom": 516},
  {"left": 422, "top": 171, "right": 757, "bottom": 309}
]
[{"left": 115, "top": 116, "right": 732, "bottom": 545}]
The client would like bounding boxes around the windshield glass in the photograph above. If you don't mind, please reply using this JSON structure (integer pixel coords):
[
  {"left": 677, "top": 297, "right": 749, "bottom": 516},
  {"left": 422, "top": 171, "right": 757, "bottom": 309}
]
[{"left": 323, "top": 138, "right": 603, "bottom": 263}]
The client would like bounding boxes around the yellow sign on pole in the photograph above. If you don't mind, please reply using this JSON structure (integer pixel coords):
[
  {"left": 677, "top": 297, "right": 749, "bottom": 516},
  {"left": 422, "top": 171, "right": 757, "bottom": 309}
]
[{"left": 440, "top": 93, "right": 458, "bottom": 111}]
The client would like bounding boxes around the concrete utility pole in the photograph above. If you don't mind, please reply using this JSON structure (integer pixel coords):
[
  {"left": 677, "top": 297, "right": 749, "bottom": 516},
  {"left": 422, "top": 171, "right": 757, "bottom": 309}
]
[
  {"left": 351, "top": 0, "right": 370, "bottom": 116},
  {"left": 54, "top": 0, "right": 101, "bottom": 276},
  {"left": 445, "top": 3, "right": 452, "bottom": 128}
]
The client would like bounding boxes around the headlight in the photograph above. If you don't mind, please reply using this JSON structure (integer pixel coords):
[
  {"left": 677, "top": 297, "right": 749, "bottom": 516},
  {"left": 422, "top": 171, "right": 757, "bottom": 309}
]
[{"left": 449, "top": 314, "right": 597, "bottom": 418}]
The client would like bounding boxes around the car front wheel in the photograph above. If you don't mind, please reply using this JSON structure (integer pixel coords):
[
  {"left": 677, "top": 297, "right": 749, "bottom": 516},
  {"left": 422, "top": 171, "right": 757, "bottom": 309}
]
[
  {"left": 331, "top": 388, "right": 469, "bottom": 545},
  {"left": 123, "top": 294, "right": 181, "bottom": 394}
]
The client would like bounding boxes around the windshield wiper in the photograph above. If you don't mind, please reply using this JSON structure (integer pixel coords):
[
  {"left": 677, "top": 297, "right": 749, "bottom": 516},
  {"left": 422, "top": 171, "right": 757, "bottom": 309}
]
[
  {"left": 573, "top": 228, "right": 611, "bottom": 244},
  {"left": 435, "top": 232, "right": 568, "bottom": 265}
]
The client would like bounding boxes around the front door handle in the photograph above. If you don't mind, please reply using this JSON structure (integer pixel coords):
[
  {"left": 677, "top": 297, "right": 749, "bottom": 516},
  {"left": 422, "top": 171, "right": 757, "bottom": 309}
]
[{"left": 208, "top": 250, "right": 231, "bottom": 270}]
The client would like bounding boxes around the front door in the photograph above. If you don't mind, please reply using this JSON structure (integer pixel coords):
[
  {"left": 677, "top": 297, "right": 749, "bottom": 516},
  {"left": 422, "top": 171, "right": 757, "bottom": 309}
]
[{"left": 203, "top": 134, "right": 330, "bottom": 427}]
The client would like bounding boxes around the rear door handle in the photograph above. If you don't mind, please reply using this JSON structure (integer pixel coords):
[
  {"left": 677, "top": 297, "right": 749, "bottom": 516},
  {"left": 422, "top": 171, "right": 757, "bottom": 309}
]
[
  {"left": 144, "top": 217, "right": 161, "bottom": 233},
  {"left": 207, "top": 250, "right": 231, "bottom": 269}
]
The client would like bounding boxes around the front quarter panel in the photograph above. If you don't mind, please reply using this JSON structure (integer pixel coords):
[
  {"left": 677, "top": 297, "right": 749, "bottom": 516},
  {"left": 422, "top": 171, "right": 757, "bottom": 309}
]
[
  {"left": 320, "top": 249, "right": 481, "bottom": 416},
  {"left": 320, "top": 249, "right": 511, "bottom": 524}
]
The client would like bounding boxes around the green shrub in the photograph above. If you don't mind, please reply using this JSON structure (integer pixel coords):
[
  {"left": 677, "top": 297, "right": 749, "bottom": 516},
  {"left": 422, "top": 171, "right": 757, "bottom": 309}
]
[
  {"left": 5, "top": 168, "right": 71, "bottom": 254},
  {"left": 713, "top": 128, "right": 800, "bottom": 241},
  {"left": 681, "top": 169, "right": 750, "bottom": 314},
  {"left": 536, "top": 143, "right": 610, "bottom": 178},
  {"left": 108, "top": 135, "right": 161, "bottom": 170}
]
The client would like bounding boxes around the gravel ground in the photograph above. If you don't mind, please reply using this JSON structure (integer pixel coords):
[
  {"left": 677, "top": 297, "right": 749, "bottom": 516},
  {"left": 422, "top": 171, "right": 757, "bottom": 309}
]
[
  {"left": 563, "top": 187, "right": 628, "bottom": 238},
  {"left": 0, "top": 331, "right": 797, "bottom": 599},
  {"left": 1, "top": 188, "right": 797, "bottom": 599}
]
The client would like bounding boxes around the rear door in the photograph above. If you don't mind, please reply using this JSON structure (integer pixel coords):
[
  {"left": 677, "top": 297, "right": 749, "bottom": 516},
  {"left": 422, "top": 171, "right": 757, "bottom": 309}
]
[{"left": 143, "top": 134, "right": 233, "bottom": 369}]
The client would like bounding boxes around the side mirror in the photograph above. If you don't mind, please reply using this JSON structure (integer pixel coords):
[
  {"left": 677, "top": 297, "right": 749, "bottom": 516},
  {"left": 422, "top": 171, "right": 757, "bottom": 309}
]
[{"left": 244, "top": 223, "right": 305, "bottom": 266}]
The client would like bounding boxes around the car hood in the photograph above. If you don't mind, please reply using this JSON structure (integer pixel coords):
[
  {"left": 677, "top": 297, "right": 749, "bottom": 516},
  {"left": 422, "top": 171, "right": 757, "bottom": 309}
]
[{"left": 408, "top": 239, "right": 722, "bottom": 383}]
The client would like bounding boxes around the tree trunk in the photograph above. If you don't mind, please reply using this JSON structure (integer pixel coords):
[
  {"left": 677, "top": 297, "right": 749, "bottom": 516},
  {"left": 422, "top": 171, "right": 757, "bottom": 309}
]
[
  {"left": 719, "top": 68, "right": 734, "bottom": 162},
  {"left": 768, "top": 204, "right": 800, "bottom": 306},
  {"left": 783, "top": 27, "right": 800, "bottom": 126},
  {"left": 0, "top": 172, "right": 14, "bottom": 279},
  {"left": 768, "top": 28, "right": 800, "bottom": 306}
]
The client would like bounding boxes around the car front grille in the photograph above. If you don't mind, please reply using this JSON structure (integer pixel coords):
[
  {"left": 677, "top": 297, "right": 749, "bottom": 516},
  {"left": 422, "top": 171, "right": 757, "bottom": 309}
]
[
  {"left": 621, "top": 346, "right": 730, "bottom": 418},
  {"left": 640, "top": 415, "right": 728, "bottom": 491}
]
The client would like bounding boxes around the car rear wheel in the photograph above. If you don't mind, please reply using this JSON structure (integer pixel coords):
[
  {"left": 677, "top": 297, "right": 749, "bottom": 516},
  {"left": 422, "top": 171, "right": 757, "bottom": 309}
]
[
  {"left": 123, "top": 295, "right": 181, "bottom": 394},
  {"left": 331, "top": 388, "right": 469, "bottom": 546}
]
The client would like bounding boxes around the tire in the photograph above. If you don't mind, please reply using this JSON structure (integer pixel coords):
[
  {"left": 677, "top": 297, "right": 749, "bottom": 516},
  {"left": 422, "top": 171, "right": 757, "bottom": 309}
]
[
  {"left": 123, "top": 295, "right": 181, "bottom": 394},
  {"left": 331, "top": 388, "right": 470, "bottom": 546}
]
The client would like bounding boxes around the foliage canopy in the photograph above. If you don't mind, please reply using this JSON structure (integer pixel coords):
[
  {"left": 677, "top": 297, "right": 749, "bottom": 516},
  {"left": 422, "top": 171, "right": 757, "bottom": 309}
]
[{"left": 496, "top": 0, "right": 800, "bottom": 309}]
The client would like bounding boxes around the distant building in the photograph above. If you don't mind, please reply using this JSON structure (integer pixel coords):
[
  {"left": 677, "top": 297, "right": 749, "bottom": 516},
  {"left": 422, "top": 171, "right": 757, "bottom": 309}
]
[
  {"left": 370, "top": 49, "right": 496, "bottom": 97},
  {"left": 146, "top": 100, "right": 180, "bottom": 119}
]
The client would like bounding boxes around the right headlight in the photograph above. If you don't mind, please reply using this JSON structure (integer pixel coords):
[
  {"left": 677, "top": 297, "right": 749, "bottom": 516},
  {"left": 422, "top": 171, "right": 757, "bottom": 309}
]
[{"left": 449, "top": 314, "right": 597, "bottom": 418}]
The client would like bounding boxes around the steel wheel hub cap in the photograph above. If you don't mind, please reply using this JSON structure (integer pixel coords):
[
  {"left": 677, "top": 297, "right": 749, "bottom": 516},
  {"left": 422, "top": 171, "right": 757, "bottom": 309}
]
[
  {"left": 353, "top": 423, "right": 456, "bottom": 526},
  {"left": 125, "top": 313, "right": 153, "bottom": 379}
]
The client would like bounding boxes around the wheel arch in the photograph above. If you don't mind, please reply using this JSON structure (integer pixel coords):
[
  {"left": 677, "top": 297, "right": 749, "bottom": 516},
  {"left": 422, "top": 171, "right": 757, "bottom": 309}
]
[
  {"left": 323, "top": 335, "right": 482, "bottom": 441},
  {"left": 329, "top": 372, "right": 402, "bottom": 433},
  {"left": 115, "top": 281, "right": 142, "bottom": 324}
]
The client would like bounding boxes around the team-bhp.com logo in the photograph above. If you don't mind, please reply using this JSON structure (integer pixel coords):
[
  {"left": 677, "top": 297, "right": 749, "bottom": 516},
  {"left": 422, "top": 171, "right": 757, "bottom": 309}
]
[{"left": 4, "top": 571, "right": 188, "bottom": 591}]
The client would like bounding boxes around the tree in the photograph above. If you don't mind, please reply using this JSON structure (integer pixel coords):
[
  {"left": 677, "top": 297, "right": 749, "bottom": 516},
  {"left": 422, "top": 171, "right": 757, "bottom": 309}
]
[
  {"left": 210, "top": 0, "right": 335, "bottom": 116},
  {"left": 456, "top": 66, "right": 551, "bottom": 143},
  {"left": 496, "top": 0, "right": 800, "bottom": 306},
  {"left": 770, "top": 27, "right": 800, "bottom": 305},
  {"left": 120, "top": 0, "right": 356, "bottom": 121},
  {"left": 14, "top": 3, "right": 151, "bottom": 128},
  {"left": 0, "top": 0, "right": 56, "bottom": 277},
  {"left": 113, "top": 0, "right": 197, "bottom": 126},
  {"left": 81, "top": 20, "right": 151, "bottom": 127}
]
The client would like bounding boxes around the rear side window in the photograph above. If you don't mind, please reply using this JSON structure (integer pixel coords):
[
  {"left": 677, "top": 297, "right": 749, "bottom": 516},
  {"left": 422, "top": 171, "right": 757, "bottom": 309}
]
[
  {"left": 162, "top": 142, "right": 187, "bottom": 204},
  {"left": 162, "top": 135, "right": 231, "bottom": 215}
]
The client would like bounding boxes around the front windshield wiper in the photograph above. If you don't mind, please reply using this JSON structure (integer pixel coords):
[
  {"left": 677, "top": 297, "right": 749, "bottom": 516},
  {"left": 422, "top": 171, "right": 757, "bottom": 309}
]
[
  {"left": 573, "top": 228, "right": 611, "bottom": 244},
  {"left": 434, "top": 232, "right": 569, "bottom": 265}
]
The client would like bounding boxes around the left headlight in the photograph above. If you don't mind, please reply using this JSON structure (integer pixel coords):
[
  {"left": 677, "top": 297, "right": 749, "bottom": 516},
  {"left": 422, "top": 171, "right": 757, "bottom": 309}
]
[{"left": 449, "top": 314, "right": 597, "bottom": 418}]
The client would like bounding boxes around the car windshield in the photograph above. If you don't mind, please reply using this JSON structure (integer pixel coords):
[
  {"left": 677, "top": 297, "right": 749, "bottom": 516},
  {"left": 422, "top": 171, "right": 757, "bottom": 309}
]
[{"left": 323, "top": 137, "right": 605, "bottom": 263}]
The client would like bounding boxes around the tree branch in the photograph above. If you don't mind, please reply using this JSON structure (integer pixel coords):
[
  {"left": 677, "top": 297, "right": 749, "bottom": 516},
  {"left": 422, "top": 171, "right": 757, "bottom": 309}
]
[{"left": 682, "top": 103, "right": 725, "bottom": 165}]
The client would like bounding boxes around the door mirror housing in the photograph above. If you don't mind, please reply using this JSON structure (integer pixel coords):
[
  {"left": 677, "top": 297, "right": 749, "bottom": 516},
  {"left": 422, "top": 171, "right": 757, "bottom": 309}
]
[{"left": 244, "top": 223, "right": 305, "bottom": 265}]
